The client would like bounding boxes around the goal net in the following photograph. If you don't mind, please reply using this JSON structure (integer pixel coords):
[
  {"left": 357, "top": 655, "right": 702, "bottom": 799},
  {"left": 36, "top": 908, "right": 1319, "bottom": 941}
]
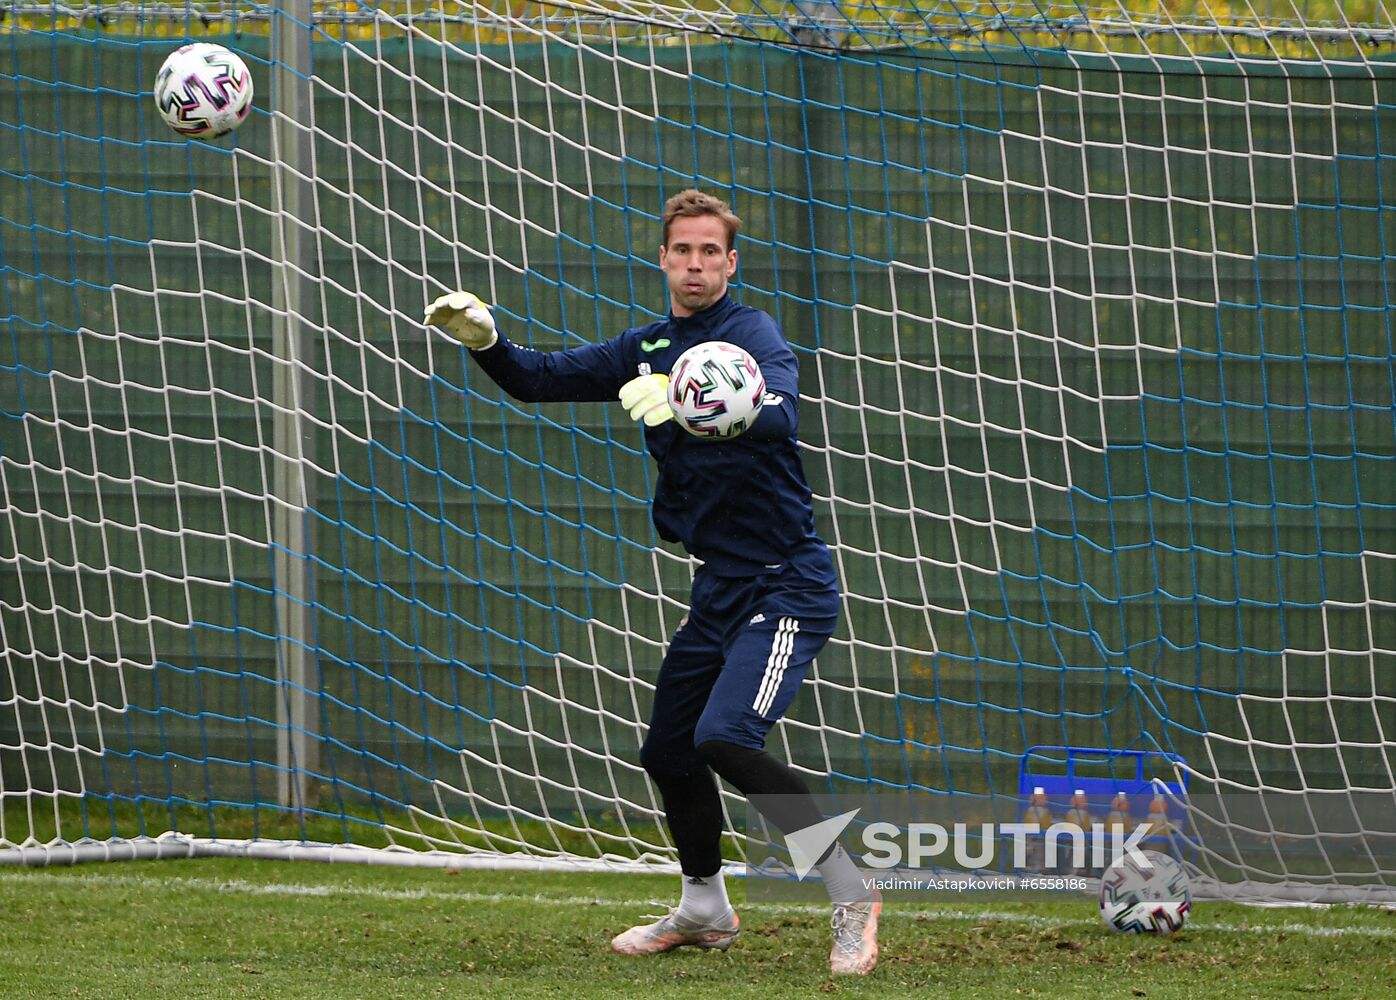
[{"left": 2, "top": 1, "right": 1394, "bottom": 901}]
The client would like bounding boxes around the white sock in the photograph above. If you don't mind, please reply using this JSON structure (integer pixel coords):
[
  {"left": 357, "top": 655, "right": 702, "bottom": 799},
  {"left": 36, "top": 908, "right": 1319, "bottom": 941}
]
[
  {"left": 676, "top": 870, "right": 732, "bottom": 924},
  {"left": 817, "top": 844, "right": 873, "bottom": 904}
]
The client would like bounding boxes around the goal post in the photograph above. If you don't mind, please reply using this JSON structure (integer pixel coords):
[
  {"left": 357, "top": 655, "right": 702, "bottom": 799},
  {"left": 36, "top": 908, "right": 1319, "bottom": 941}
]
[{"left": 1, "top": 2, "right": 1394, "bottom": 901}]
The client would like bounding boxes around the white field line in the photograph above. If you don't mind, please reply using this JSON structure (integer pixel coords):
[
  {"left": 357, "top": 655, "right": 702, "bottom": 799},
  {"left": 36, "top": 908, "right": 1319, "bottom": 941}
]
[{"left": 0, "top": 869, "right": 1391, "bottom": 939}]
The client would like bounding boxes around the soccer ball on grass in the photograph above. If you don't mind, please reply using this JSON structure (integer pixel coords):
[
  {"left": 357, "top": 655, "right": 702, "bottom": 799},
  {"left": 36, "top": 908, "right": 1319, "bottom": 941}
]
[
  {"left": 1098, "top": 850, "right": 1191, "bottom": 935},
  {"left": 667, "top": 341, "right": 765, "bottom": 439},
  {"left": 154, "top": 43, "right": 254, "bottom": 140}
]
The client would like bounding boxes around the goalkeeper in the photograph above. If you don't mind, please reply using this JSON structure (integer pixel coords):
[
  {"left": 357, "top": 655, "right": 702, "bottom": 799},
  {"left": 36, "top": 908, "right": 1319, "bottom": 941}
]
[{"left": 425, "top": 189, "right": 879, "bottom": 976}]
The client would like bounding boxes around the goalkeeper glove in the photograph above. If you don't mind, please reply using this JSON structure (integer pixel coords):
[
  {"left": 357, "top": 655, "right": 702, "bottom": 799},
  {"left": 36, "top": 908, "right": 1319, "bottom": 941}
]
[
  {"left": 423, "top": 290, "right": 498, "bottom": 350},
  {"left": 619, "top": 373, "right": 673, "bottom": 427}
]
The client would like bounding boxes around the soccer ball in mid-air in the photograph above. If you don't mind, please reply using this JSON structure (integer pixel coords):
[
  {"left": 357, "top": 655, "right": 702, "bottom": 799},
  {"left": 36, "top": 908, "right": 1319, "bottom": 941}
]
[
  {"left": 154, "top": 43, "right": 254, "bottom": 140},
  {"left": 1099, "top": 850, "right": 1192, "bottom": 935},
  {"left": 668, "top": 341, "right": 766, "bottom": 438}
]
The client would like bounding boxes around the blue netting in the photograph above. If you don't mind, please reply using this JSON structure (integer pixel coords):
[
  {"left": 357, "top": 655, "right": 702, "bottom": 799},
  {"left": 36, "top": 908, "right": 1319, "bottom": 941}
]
[{"left": 1, "top": 7, "right": 1393, "bottom": 869}]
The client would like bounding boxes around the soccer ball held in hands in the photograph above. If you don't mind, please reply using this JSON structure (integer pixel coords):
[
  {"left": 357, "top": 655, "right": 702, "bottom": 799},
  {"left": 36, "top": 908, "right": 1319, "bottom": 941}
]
[{"left": 667, "top": 341, "right": 766, "bottom": 439}]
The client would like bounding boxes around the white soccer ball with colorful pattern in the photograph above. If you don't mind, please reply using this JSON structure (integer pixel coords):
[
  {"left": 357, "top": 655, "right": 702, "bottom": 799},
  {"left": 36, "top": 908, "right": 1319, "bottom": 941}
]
[
  {"left": 154, "top": 43, "right": 254, "bottom": 140},
  {"left": 1098, "top": 850, "right": 1192, "bottom": 935},
  {"left": 667, "top": 341, "right": 766, "bottom": 438}
]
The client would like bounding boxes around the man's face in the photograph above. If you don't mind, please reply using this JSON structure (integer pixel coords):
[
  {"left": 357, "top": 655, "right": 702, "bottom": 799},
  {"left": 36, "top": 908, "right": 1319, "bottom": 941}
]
[{"left": 660, "top": 214, "right": 737, "bottom": 317}]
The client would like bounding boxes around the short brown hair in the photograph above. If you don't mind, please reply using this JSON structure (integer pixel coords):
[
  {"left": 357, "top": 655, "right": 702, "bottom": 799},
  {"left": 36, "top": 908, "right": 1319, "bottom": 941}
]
[{"left": 661, "top": 189, "right": 741, "bottom": 251}]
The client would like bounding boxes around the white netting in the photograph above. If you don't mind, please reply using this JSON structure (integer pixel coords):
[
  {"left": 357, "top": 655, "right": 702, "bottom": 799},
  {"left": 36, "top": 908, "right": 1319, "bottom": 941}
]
[{"left": 0, "top": 2, "right": 1393, "bottom": 899}]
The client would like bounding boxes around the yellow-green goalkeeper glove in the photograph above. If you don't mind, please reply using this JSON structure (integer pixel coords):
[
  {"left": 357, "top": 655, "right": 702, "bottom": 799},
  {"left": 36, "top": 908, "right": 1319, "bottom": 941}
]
[
  {"left": 619, "top": 373, "right": 673, "bottom": 427},
  {"left": 423, "top": 290, "right": 498, "bottom": 350}
]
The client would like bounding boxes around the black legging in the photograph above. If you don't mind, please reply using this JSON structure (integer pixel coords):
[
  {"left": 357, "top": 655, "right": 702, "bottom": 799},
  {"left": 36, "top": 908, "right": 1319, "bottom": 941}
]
[{"left": 647, "top": 739, "right": 830, "bottom": 877}]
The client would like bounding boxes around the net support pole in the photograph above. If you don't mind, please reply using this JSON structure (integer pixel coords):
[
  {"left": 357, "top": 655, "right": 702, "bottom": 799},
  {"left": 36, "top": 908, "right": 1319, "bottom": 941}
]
[{"left": 271, "top": 0, "right": 319, "bottom": 813}]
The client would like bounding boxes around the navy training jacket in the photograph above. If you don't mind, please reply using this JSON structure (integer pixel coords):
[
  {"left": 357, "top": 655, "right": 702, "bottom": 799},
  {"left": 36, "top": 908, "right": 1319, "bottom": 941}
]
[{"left": 469, "top": 294, "right": 836, "bottom": 584}]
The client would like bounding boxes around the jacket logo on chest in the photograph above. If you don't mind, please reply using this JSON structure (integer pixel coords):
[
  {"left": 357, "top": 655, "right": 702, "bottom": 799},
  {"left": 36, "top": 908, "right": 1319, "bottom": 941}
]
[{"left": 640, "top": 337, "right": 671, "bottom": 353}]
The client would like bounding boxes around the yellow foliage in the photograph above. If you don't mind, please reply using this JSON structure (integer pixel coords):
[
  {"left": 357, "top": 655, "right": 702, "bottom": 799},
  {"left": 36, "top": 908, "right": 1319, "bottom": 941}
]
[{"left": 6, "top": 1, "right": 1393, "bottom": 63}]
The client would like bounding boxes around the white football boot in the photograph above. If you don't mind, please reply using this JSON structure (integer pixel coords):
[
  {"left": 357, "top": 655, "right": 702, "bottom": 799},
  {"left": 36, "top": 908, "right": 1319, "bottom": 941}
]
[
  {"left": 829, "top": 895, "right": 881, "bottom": 975},
  {"left": 610, "top": 907, "right": 740, "bottom": 955}
]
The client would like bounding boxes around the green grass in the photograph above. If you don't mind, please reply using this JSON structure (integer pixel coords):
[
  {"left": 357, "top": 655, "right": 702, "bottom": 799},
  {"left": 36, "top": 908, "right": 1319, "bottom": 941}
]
[{"left": 1, "top": 859, "right": 1394, "bottom": 999}]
